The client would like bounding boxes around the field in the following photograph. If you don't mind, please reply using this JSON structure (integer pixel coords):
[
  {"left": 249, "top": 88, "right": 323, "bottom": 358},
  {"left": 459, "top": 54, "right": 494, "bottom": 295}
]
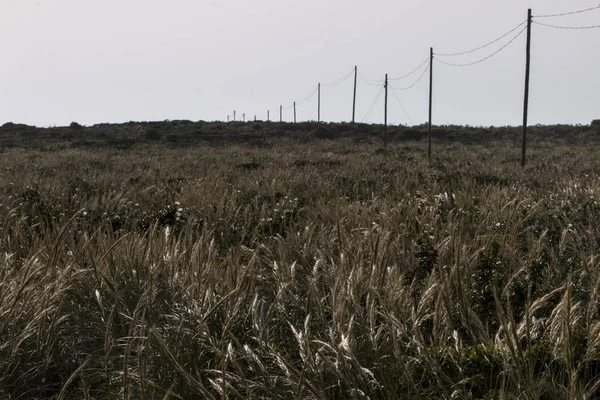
[{"left": 2, "top": 122, "right": 600, "bottom": 399}]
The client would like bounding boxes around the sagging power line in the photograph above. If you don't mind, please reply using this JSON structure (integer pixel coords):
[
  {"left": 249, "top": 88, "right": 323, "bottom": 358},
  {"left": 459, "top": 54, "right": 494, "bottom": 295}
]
[
  {"left": 435, "top": 21, "right": 527, "bottom": 57},
  {"left": 236, "top": 5, "right": 596, "bottom": 167},
  {"left": 533, "top": 20, "right": 600, "bottom": 30},
  {"left": 534, "top": 5, "right": 600, "bottom": 18}
]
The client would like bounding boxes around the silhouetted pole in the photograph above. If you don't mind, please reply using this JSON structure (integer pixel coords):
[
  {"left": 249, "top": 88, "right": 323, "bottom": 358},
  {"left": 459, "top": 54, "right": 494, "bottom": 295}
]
[
  {"left": 384, "top": 73, "right": 388, "bottom": 148},
  {"left": 522, "top": 9, "right": 532, "bottom": 167},
  {"left": 254, "top": 115, "right": 256, "bottom": 122},
  {"left": 233, "top": 110, "right": 236, "bottom": 122},
  {"left": 227, "top": 115, "right": 230, "bottom": 122},
  {"left": 243, "top": 113, "right": 245, "bottom": 122},
  {"left": 352, "top": 66, "right": 357, "bottom": 123},
  {"left": 293, "top": 102, "right": 297, "bottom": 123},
  {"left": 318, "top": 83, "right": 321, "bottom": 122},
  {"left": 280, "top": 105, "right": 282, "bottom": 122},
  {"left": 267, "top": 110, "right": 270, "bottom": 122},
  {"left": 428, "top": 47, "right": 433, "bottom": 159}
]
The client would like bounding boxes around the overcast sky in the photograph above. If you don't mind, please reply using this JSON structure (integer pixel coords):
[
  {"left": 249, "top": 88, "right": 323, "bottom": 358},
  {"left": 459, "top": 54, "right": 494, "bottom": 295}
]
[{"left": 1, "top": 0, "right": 598, "bottom": 127}]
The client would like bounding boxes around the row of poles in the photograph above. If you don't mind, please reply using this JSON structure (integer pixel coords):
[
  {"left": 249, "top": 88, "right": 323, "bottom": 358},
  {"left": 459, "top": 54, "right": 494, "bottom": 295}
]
[{"left": 226, "top": 9, "right": 538, "bottom": 167}]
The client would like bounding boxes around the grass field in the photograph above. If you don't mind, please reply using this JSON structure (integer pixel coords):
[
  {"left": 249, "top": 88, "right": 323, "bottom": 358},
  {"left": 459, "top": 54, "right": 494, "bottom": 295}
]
[{"left": 2, "top": 130, "right": 600, "bottom": 399}]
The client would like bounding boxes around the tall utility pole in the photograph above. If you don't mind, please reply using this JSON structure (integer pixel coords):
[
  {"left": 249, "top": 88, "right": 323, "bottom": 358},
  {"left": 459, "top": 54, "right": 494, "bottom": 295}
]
[
  {"left": 293, "top": 102, "right": 297, "bottom": 123},
  {"left": 384, "top": 73, "right": 388, "bottom": 148},
  {"left": 318, "top": 83, "right": 321, "bottom": 122},
  {"left": 242, "top": 113, "right": 245, "bottom": 122},
  {"left": 233, "top": 110, "right": 236, "bottom": 122},
  {"left": 267, "top": 110, "right": 270, "bottom": 122},
  {"left": 280, "top": 105, "right": 282, "bottom": 122},
  {"left": 352, "top": 66, "right": 357, "bottom": 123},
  {"left": 428, "top": 47, "right": 433, "bottom": 160},
  {"left": 522, "top": 9, "right": 532, "bottom": 168}
]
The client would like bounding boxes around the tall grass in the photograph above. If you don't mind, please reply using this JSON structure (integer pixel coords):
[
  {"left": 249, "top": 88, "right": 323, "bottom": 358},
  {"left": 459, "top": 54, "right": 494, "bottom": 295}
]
[{"left": 2, "top": 140, "right": 600, "bottom": 398}]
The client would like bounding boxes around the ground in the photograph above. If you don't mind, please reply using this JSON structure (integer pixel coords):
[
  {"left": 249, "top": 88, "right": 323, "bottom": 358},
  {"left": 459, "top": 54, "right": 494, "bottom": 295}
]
[{"left": 1, "top": 124, "right": 600, "bottom": 399}]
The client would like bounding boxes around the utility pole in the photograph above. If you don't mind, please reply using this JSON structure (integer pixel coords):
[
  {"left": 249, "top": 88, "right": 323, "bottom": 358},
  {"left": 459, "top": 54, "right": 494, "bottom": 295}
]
[
  {"left": 522, "top": 8, "right": 532, "bottom": 168},
  {"left": 227, "top": 115, "right": 229, "bottom": 122},
  {"left": 293, "top": 102, "right": 297, "bottom": 123},
  {"left": 267, "top": 110, "right": 270, "bottom": 122},
  {"left": 242, "top": 113, "right": 245, "bottom": 122},
  {"left": 254, "top": 115, "right": 256, "bottom": 122},
  {"left": 428, "top": 47, "right": 433, "bottom": 160},
  {"left": 318, "top": 83, "right": 321, "bottom": 122},
  {"left": 280, "top": 105, "right": 282, "bottom": 122},
  {"left": 352, "top": 66, "right": 357, "bottom": 123},
  {"left": 233, "top": 110, "right": 236, "bottom": 122},
  {"left": 384, "top": 73, "right": 388, "bottom": 148}
]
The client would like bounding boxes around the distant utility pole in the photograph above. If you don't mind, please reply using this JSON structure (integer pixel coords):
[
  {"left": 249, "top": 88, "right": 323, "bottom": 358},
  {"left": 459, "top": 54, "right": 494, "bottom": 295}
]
[
  {"left": 243, "top": 113, "right": 246, "bottom": 122},
  {"left": 384, "top": 73, "right": 388, "bottom": 148},
  {"left": 293, "top": 102, "right": 297, "bottom": 123},
  {"left": 267, "top": 110, "right": 270, "bottom": 121},
  {"left": 233, "top": 110, "right": 236, "bottom": 122},
  {"left": 428, "top": 47, "right": 433, "bottom": 160},
  {"left": 318, "top": 83, "right": 321, "bottom": 122},
  {"left": 227, "top": 115, "right": 230, "bottom": 122},
  {"left": 522, "top": 8, "right": 532, "bottom": 168},
  {"left": 280, "top": 105, "right": 282, "bottom": 122},
  {"left": 352, "top": 66, "right": 357, "bottom": 123},
  {"left": 254, "top": 115, "right": 256, "bottom": 122}
]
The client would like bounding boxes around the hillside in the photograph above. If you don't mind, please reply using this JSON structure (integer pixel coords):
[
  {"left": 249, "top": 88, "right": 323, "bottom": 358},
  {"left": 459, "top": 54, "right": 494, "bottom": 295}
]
[{"left": 0, "top": 120, "right": 598, "bottom": 150}]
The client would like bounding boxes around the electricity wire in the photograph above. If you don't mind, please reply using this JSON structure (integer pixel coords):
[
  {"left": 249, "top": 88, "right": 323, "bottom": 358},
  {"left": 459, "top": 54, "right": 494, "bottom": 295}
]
[
  {"left": 389, "top": 86, "right": 413, "bottom": 125},
  {"left": 359, "top": 73, "right": 385, "bottom": 86},
  {"left": 534, "top": 5, "right": 600, "bottom": 18},
  {"left": 436, "top": 21, "right": 527, "bottom": 56},
  {"left": 320, "top": 68, "right": 355, "bottom": 87},
  {"left": 435, "top": 25, "right": 527, "bottom": 67},
  {"left": 362, "top": 85, "right": 384, "bottom": 123},
  {"left": 389, "top": 64, "right": 430, "bottom": 91},
  {"left": 389, "top": 57, "right": 430, "bottom": 80},
  {"left": 296, "top": 86, "right": 318, "bottom": 106},
  {"left": 533, "top": 20, "right": 600, "bottom": 30}
]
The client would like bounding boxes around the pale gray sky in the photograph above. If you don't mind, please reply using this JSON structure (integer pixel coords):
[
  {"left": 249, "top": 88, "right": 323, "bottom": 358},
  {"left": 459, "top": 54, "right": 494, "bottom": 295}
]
[{"left": 1, "top": 0, "right": 598, "bottom": 127}]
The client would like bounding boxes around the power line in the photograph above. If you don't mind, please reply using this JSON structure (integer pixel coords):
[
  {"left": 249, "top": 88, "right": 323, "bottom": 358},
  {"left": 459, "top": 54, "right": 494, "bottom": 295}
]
[
  {"left": 436, "top": 21, "right": 526, "bottom": 56},
  {"left": 534, "top": 5, "right": 600, "bottom": 18},
  {"left": 296, "top": 86, "right": 318, "bottom": 106},
  {"left": 320, "top": 68, "right": 355, "bottom": 87},
  {"left": 362, "top": 85, "right": 384, "bottom": 123},
  {"left": 389, "top": 86, "right": 413, "bottom": 125},
  {"left": 533, "top": 20, "right": 600, "bottom": 30},
  {"left": 435, "top": 25, "right": 527, "bottom": 67},
  {"left": 389, "top": 57, "right": 430, "bottom": 80},
  {"left": 389, "top": 64, "right": 430, "bottom": 91},
  {"left": 359, "top": 73, "right": 385, "bottom": 86}
]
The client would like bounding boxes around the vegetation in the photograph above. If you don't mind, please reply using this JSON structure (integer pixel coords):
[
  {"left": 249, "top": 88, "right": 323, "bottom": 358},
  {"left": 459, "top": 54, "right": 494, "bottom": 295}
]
[{"left": 1, "top": 122, "right": 600, "bottom": 398}]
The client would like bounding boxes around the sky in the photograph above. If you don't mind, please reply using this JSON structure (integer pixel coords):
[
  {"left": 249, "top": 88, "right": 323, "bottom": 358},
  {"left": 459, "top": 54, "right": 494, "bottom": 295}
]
[{"left": 0, "top": 0, "right": 599, "bottom": 127}]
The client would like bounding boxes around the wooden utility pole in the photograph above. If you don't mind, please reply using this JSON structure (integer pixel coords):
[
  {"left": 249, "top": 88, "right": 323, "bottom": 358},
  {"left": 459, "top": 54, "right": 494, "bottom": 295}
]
[
  {"left": 352, "top": 66, "right": 358, "bottom": 123},
  {"left": 384, "top": 73, "right": 388, "bottom": 148},
  {"left": 242, "top": 113, "right": 245, "bottom": 122},
  {"left": 293, "top": 102, "right": 297, "bottom": 123},
  {"left": 318, "top": 83, "right": 321, "bottom": 122},
  {"left": 233, "top": 111, "right": 236, "bottom": 122},
  {"left": 522, "top": 9, "right": 532, "bottom": 168},
  {"left": 267, "top": 110, "right": 270, "bottom": 122},
  {"left": 280, "top": 105, "right": 282, "bottom": 122},
  {"left": 428, "top": 47, "right": 433, "bottom": 159}
]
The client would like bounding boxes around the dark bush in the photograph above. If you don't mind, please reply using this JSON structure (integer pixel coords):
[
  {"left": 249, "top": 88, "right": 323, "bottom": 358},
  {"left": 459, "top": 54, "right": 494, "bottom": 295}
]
[{"left": 70, "top": 121, "right": 84, "bottom": 130}]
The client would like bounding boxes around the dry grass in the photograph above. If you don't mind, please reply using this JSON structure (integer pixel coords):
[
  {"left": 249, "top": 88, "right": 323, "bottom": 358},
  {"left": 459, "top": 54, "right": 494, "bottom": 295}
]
[{"left": 2, "top": 139, "right": 600, "bottom": 399}]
